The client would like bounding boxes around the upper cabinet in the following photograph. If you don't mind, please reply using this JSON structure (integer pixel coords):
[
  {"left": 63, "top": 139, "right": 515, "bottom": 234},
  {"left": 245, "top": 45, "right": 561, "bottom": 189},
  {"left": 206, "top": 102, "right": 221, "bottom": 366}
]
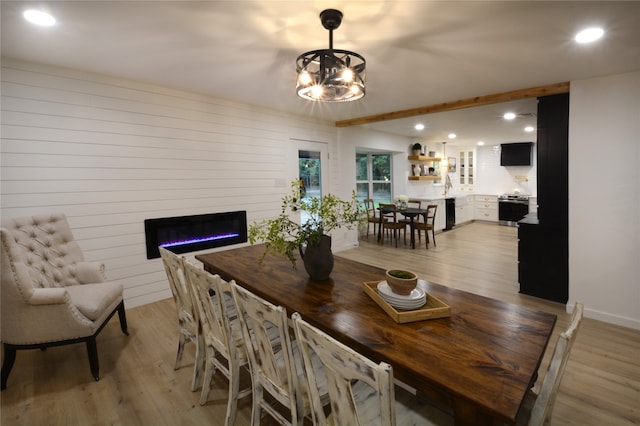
[
  {"left": 458, "top": 149, "right": 475, "bottom": 191},
  {"left": 407, "top": 155, "right": 441, "bottom": 181}
]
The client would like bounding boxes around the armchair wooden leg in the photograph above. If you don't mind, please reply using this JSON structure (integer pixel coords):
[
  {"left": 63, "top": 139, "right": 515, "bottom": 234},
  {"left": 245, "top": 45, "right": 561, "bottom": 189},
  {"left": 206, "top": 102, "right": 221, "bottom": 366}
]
[
  {"left": 117, "top": 301, "right": 129, "bottom": 335},
  {"left": 86, "top": 337, "right": 100, "bottom": 381},
  {"left": 1, "top": 344, "right": 16, "bottom": 390}
]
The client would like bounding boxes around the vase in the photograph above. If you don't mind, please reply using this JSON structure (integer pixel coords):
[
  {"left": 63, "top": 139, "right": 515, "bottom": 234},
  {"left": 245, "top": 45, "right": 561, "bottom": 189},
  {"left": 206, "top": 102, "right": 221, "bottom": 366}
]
[{"left": 299, "top": 235, "right": 334, "bottom": 281}]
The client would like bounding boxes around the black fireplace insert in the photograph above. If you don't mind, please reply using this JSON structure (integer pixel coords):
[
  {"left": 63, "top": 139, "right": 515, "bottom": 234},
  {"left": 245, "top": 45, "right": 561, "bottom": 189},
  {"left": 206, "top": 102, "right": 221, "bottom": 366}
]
[{"left": 144, "top": 211, "right": 247, "bottom": 259}]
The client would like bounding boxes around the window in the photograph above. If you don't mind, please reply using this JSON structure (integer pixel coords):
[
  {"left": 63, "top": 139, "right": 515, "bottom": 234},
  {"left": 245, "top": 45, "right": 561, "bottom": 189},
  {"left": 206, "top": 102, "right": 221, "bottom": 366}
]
[{"left": 356, "top": 153, "right": 392, "bottom": 206}]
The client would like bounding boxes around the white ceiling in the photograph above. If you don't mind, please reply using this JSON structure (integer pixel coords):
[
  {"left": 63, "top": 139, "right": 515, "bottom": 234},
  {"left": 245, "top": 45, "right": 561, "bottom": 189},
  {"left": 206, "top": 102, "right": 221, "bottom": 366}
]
[{"left": 2, "top": 1, "right": 639, "bottom": 145}]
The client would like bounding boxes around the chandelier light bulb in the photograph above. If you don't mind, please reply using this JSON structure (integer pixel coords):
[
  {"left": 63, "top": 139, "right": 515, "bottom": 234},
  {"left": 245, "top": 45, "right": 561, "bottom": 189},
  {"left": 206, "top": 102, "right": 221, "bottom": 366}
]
[
  {"left": 342, "top": 68, "right": 354, "bottom": 82},
  {"left": 504, "top": 112, "right": 516, "bottom": 120},
  {"left": 299, "top": 71, "right": 312, "bottom": 85},
  {"left": 310, "top": 85, "right": 324, "bottom": 98}
]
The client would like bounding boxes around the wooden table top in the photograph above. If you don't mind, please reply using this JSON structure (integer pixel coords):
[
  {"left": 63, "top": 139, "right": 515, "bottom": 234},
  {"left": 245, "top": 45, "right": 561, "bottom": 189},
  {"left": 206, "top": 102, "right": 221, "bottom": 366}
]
[{"left": 196, "top": 244, "right": 557, "bottom": 425}]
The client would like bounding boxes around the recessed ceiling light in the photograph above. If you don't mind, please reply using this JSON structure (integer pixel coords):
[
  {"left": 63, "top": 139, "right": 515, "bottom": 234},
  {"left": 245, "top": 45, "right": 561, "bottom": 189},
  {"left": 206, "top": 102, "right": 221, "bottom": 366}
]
[
  {"left": 524, "top": 126, "right": 535, "bottom": 132},
  {"left": 503, "top": 112, "right": 516, "bottom": 120},
  {"left": 23, "top": 9, "right": 56, "bottom": 26},
  {"left": 448, "top": 133, "right": 456, "bottom": 139},
  {"left": 477, "top": 141, "right": 485, "bottom": 146},
  {"left": 575, "top": 27, "right": 604, "bottom": 44},
  {"left": 414, "top": 124, "right": 425, "bottom": 131}
]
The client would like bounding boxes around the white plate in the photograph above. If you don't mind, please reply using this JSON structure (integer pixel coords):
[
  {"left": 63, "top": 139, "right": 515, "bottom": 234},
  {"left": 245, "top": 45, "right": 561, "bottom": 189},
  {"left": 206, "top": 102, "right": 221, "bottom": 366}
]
[
  {"left": 377, "top": 281, "right": 425, "bottom": 301},
  {"left": 379, "top": 291, "right": 426, "bottom": 305},
  {"left": 384, "top": 298, "right": 426, "bottom": 310}
]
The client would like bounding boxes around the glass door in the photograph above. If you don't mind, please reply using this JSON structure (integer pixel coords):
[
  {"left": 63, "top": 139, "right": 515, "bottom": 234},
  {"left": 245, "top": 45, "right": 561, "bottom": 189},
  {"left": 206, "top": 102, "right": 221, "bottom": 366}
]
[{"left": 296, "top": 140, "right": 328, "bottom": 226}]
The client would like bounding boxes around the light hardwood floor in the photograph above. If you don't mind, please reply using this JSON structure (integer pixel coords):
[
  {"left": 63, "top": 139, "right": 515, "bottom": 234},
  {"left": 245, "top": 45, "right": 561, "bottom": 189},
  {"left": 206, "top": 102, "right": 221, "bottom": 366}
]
[{"left": 2, "top": 222, "right": 639, "bottom": 425}]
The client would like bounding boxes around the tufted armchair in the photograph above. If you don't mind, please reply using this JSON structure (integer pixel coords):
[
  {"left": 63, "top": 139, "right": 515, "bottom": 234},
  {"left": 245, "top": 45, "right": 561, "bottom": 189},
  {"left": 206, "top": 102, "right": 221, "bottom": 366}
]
[{"left": 1, "top": 213, "right": 128, "bottom": 390}]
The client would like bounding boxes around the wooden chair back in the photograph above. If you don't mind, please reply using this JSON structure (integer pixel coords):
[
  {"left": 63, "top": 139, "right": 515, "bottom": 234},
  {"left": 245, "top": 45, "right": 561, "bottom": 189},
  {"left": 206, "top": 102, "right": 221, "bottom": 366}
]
[
  {"left": 527, "top": 302, "right": 584, "bottom": 426},
  {"left": 424, "top": 204, "right": 437, "bottom": 227},
  {"left": 292, "top": 312, "right": 396, "bottom": 426},
  {"left": 230, "top": 281, "right": 303, "bottom": 425},
  {"left": 159, "top": 247, "right": 202, "bottom": 390},
  {"left": 379, "top": 203, "right": 400, "bottom": 224},
  {"left": 183, "top": 261, "right": 251, "bottom": 421}
]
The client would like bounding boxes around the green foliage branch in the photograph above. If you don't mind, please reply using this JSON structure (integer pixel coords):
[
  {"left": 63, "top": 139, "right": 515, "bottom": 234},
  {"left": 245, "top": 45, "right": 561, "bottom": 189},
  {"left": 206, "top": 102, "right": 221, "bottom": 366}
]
[{"left": 248, "top": 180, "right": 364, "bottom": 268}]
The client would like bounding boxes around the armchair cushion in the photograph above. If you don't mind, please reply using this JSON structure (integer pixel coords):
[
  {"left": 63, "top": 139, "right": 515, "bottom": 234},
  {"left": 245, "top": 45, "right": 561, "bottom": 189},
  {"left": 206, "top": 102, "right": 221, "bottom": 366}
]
[{"left": 66, "top": 282, "right": 123, "bottom": 321}]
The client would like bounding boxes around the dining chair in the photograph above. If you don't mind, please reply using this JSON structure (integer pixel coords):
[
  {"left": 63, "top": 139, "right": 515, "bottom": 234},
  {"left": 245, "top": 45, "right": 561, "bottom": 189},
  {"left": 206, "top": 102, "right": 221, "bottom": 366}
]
[
  {"left": 379, "top": 203, "right": 407, "bottom": 247},
  {"left": 159, "top": 247, "right": 203, "bottom": 392},
  {"left": 183, "top": 260, "right": 251, "bottom": 425},
  {"left": 517, "top": 301, "right": 584, "bottom": 426},
  {"left": 414, "top": 204, "right": 438, "bottom": 249},
  {"left": 231, "top": 281, "right": 325, "bottom": 425},
  {"left": 363, "top": 198, "right": 384, "bottom": 239},
  {"left": 399, "top": 198, "right": 423, "bottom": 235},
  {"left": 291, "top": 312, "right": 453, "bottom": 426}
]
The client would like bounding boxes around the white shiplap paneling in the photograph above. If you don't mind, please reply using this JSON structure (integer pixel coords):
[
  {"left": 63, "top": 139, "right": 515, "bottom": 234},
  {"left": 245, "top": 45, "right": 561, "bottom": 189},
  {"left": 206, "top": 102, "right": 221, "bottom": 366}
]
[{"left": 1, "top": 58, "right": 338, "bottom": 308}]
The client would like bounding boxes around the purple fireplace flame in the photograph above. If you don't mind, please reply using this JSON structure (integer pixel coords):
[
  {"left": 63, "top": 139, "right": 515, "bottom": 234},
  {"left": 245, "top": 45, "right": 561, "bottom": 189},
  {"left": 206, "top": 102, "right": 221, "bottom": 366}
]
[{"left": 145, "top": 211, "right": 247, "bottom": 259}]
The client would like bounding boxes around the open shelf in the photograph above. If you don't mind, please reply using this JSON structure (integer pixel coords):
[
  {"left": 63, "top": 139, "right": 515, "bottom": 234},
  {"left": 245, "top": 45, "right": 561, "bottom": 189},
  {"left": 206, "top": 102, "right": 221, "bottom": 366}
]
[
  {"left": 407, "top": 155, "right": 442, "bottom": 162},
  {"left": 408, "top": 176, "right": 441, "bottom": 181}
]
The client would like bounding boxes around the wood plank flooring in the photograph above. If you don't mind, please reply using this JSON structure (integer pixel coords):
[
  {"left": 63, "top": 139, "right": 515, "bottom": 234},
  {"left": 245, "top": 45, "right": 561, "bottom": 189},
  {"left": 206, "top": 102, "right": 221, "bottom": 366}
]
[{"left": 2, "top": 222, "right": 639, "bottom": 425}]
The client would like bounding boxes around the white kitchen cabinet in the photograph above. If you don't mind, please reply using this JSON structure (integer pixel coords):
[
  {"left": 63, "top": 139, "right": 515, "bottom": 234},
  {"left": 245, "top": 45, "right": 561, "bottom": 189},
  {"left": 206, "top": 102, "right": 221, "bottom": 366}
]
[
  {"left": 455, "top": 196, "right": 473, "bottom": 225},
  {"left": 458, "top": 149, "right": 475, "bottom": 193},
  {"left": 474, "top": 194, "right": 498, "bottom": 222}
]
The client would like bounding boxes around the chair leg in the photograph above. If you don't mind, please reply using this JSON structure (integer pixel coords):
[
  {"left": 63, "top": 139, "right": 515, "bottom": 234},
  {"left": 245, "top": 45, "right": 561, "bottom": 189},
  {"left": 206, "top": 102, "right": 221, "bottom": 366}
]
[
  {"left": 191, "top": 331, "right": 204, "bottom": 392},
  {"left": 86, "top": 336, "right": 100, "bottom": 381},
  {"left": 432, "top": 229, "right": 436, "bottom": 247},
  {"left": 226, "top": 359, "right": 243, "bottom": 426},
  {"left": 117, "top": 301, "right": 129, "bottom": 335},
  {"left": 175, "top": 330, "right": 187, "bottom": 370},
  {"left": 1, "top": 344, "right": 16, "bottom": 390},
  {"left": 199, "top": 346, "right": 215, "bottom": 405}
]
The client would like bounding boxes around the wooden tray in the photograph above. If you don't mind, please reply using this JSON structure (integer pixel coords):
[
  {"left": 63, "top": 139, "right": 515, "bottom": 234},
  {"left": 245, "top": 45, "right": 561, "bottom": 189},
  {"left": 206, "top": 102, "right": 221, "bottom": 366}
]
[{"left": 363, "top": 280, "right": 451, "bottom": 323}]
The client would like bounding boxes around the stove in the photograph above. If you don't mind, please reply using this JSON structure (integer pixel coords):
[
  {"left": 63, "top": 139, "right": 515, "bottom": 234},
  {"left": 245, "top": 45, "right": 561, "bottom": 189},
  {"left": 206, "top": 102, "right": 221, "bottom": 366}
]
[
  {"left": 498, "top": 194, "right": 530, "bottom": 202},
  {"left": 498, "top": 194, "right": 530, "bottom": 226}
]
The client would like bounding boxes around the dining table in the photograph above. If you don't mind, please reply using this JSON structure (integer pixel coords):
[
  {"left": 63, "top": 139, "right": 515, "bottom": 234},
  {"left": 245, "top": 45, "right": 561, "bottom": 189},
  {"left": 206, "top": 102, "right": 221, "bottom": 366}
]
[
  {"left": 378, "top": 205, "right": 425, "bottom": 249},
  {"left": 196, "top": 244, "right": 557, "bottom": 426}
]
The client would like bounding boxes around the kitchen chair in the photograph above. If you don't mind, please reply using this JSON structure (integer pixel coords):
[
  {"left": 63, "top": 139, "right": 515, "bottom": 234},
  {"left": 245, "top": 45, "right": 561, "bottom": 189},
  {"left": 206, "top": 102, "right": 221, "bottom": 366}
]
[
  {"left": 414, "top": 204, "right": 438, "bottom": 249},
  {"left": 183, "top": 260, "right": 251, "bottom": 425},
  {"left": 399, "top": 199, "right": 423, "bottom": 232},
  {"left": 230, "top": 282, "right": 327, "bottom": 426},
  {"left": 1, "top": 213, "right": 128, "bottom": 390},
  {"left": 159, "top": 247, "right": 203, "bottom": 392},
  {"left": 517, "top": 301, "right": 584, "bottom": 426},
  {"left": 291, "top": 312, "right": 453, "bottom": 426},
  {"left": 379, "top": 204, "right": 407, "bottom": 248},
  {"left": 363, "top": 198, "right": 384, "bottom": 239}
]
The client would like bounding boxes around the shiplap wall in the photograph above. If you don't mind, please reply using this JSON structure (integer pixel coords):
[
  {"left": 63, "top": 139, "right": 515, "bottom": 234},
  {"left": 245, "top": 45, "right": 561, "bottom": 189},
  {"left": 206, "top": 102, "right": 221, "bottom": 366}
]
[{"left": 0, "top": 59, "right": 340, "bottom": 308}]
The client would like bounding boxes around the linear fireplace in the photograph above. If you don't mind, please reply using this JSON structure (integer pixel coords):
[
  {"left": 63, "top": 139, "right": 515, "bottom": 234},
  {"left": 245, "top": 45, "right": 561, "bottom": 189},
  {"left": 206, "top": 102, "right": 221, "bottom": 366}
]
[{"left": 144, "top": 211, "right": 247, "bottom": 259}]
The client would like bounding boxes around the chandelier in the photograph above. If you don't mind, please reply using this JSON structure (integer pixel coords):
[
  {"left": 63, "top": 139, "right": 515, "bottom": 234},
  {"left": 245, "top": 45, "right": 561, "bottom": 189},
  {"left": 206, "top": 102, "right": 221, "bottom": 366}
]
[{"left": 296, "top": 9, "right": 366, "bottom": 102}]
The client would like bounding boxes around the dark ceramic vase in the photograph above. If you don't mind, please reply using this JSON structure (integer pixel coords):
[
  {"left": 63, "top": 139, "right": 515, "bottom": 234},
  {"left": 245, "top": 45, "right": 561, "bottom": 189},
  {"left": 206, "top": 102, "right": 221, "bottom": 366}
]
[{"left": 299, "top": 235, "right": 334, "bottom": 281}]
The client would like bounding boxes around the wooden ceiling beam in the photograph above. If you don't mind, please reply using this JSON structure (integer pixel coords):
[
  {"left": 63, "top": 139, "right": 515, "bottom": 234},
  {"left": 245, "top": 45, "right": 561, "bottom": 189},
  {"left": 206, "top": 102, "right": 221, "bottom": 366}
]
[{"left": 334, "top": 81, "right": 570, "bottom": 127}]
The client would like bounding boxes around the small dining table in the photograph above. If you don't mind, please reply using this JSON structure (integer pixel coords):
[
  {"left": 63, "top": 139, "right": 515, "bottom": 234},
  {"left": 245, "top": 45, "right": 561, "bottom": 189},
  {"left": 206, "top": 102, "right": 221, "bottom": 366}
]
[
  {"left": 196, "top": 244, "right": 557, "bottom": 426},
  {"left": 378, "top": 205, "right": 425, "bottom": 249}
]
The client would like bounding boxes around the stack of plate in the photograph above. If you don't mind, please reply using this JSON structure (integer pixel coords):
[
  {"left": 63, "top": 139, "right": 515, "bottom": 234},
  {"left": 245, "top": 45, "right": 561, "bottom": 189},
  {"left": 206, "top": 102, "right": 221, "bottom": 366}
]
[{"left": 377, "top": 281, "right": 426, "bottom": 310}]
